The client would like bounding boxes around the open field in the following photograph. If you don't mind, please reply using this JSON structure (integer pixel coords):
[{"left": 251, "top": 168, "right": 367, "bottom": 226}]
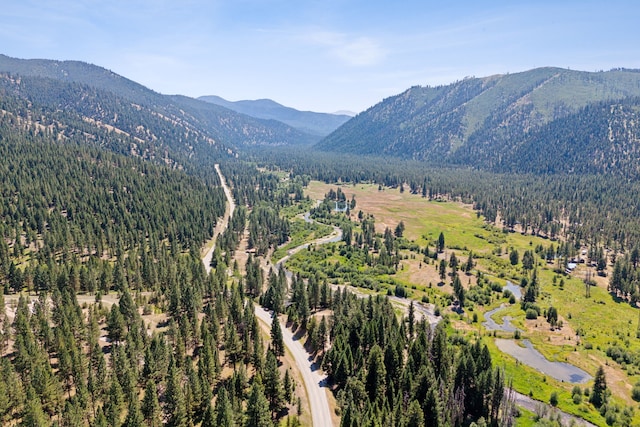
[{"left": 303, "top": 180, "right": 640, "bottom": 426}]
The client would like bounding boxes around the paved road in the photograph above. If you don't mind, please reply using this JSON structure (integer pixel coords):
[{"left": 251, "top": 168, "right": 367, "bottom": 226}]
[
  {"left": 202, "top": 164, "right": 236, "bottom": 274},
  {"left": 254, "top": 305, "right": 333, "bottom": 427},
  {"left": 202, "top": 170, "right": 334, "bottom": 426}
]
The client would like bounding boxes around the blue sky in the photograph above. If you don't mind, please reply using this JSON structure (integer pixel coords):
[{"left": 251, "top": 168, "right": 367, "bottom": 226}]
[{"left": 2, "top": 0, "right": 639, "bottom": 113}]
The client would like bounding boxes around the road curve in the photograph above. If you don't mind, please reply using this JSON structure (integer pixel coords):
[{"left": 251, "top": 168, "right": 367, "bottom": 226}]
[
  {"left": 254, "top": 305, "right": 333, "bottom": 427},
  {"left": 202, "top": 164, "right": 236, "bottom": 274}
]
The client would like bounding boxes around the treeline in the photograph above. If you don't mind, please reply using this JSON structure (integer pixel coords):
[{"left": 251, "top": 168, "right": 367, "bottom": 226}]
[{"left": 251, "top": 147, "right": 640, "bottom": 252}]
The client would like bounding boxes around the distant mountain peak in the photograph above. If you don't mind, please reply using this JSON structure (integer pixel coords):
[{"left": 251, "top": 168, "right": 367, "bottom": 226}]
[
  {"left": 198, "top": 95, "right": 352, "bottom": 137},
  {"left": 0, "top": 54, "right": 317, "bottom": 157},
  {"left": 332, "top": 110, "right": 356, "bottom": 117}
]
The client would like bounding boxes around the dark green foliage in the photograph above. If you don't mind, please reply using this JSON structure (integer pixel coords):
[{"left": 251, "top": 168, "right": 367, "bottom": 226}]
[
  {"left": 214, "top": 387, "right": 235, "bottom": 427},
  {"left": 509, "top": 250, "right": 519, "bottom": 266},
  {"left": 546, "top": 306, "right": 558, "bottom": 327},
  {"left": 437, "top": 232, "right": 445, "bottom": 253},
  {"left": 325, "top": 292, "right": 504, "bottom": 427},
  {"left": 245, "top": 375, "right": 272, "bottom": 427},
  {"left": 248, "top": 205, "right": 290, "bottom": 256},
  {"left": 270, "top": 315, "right": 285, "bottom": 358},
  {"left": 591, "top": 366, "right": 608, "bottom": 408},
  {"left": 521, "top": 250, "right": 535, "bottom": 271},
  {"left": 263, "top": 350, "right": 285, "bottom": 416},
  {"left": 141, "top": 380, "right": 161, "bottom": 427}
]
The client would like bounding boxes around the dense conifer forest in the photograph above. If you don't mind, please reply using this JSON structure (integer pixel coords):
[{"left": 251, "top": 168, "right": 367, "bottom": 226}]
[{"left": 5, "top": 56, "right": 640, "bottom": 427}]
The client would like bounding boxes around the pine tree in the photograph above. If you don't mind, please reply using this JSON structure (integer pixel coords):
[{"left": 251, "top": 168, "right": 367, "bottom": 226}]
[
  {"left": 165, "top": 361, "right": 187, "bottom": 427},
  {"left": 104, "top": 375, "right": 124, "bottom": 427},
  {"left": 365, "top": 345, "right": 386, "bottom": 404},
  {"left": 438, "top": 259, "right": 447, "bottom": 283},
  {"left": 214, "top": 387, "right": 234, "bottom": 427},
  {"left": 270, "top": 315, "right": 285, "bottom": 358},
  {"left": 283, "top": 369, "right": 293, "bottom": 403},
  {"left": 263, "top": 350, "right": 284, "bottom": 416},
  {"left": 107, "top": 304, "right": 126, "bottom": 344},
  {"left": 406, "top": 400, "right": 424, "bottom": 427},
  {"left": 437, "top": 232, "right": 445, "bottom": 253},
  {"left": 123, "top": 398, "right": 143, "bottom": 427},
  {"left": 94, "top": 406, "right": 108, "bottom": 427},
  {"left": 201, "top": 400, "right": 216, "bottom": 427},
  {"left": 590, "top": 365, "right": 607, "bottom": 408},
  {"left": 141, "top": 380, "right": 161, "bottom": 427},
  {"left": 244, "top": 375, "right": 272, "bottom": 427},
  {"left": 21, "top": 386, "right": 50, "bottom": 427}
]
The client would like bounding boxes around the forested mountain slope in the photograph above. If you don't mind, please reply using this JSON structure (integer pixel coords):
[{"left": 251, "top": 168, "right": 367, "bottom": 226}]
[
  {"left": 317, "top": 67, "right": 640, "bottom": 175},
  {"left": 199, "top": 95, "right": 351, "bottom": 137},
  {"left": 0, "top": 110, "right": 227, "bottom": 283},
  {"left": 0, "top": 54, "right": 314, "bottom": 149}
]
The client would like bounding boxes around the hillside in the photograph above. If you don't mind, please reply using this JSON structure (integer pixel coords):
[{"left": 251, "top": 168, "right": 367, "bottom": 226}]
[
  {"left": 316, "top": 67, "right": 640, "bottom": 175},
  {"left": 199, "top": 95, "right": 351, "bottom": 137},
  {"left": 0, "top": 54, "right": 315, "bottom": 151}
]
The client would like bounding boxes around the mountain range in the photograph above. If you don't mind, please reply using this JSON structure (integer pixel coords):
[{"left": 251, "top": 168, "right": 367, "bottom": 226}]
[
  {"left": 198, "top": 95, "right": 351, "bottom": 137},
  {"left": 316, "top": 67, "right": 640, "bottom": 175},
  {"left": 0, "top": 54, "right": 317, "bottom": 169},
  {"left": 3, "top": 54, "right": 640, "bottom": 177}
]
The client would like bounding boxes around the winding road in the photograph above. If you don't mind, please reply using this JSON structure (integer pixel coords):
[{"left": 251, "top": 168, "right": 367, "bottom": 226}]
[
  {"left": 202, "top": 174, "right": 594, "bottom": 427},
  {"left": 204, "top": 166, "right": 334, "bottom": 426}
]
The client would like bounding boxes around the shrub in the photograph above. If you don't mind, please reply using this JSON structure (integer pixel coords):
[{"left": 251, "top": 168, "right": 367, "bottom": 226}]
[
  {"left": 550, "top": 391, "right": 559, "bottom": 406},
  {"left": 394, "top": 284, "right": 407, "bottom": 298},
  {"left": 632, "top": 384, "right": 640, "bottom": 402},
  {"left": 526, "top": 308, "right": 538, "bottom": 319}
]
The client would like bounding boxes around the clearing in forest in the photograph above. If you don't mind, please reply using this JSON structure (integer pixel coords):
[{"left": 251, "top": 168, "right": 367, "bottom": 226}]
[{"left": 303, "top": 180, "right": 640, "bottom": 426}]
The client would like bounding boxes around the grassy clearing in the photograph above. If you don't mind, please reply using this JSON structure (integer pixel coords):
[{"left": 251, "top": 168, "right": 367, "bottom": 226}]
[
  {"left": 301, "top": 180, "right": 640, "bottom": 424},
  {"left": 272, "top": 218, "right": 333, "bottom": 262}
]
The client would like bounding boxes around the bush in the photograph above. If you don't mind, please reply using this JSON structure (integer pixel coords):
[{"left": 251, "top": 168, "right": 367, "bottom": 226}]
[
  {"left": 573, "top": 393, "right": 582, "bottom": 404},
  {"left": 394, "top": 284, "right": 407, "bottom": 298},
  {"left": 632, "top": 384, "right": 640, "bottom": 402},
  {"left": 526, "top": 308, "right": 538, "bottom": 319},
  {"left": 550, "top": 391, "right": 559, "bottom": 406}
]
